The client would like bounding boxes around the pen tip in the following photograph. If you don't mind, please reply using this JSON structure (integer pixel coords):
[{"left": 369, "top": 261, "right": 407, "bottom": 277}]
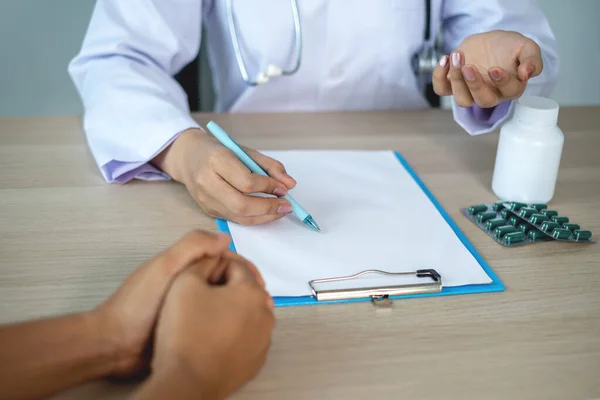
[{"left": 304, "top": 216, "right": 321, "bottom": 232}]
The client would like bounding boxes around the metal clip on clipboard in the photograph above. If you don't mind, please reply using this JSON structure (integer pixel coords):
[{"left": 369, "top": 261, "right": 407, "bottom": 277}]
[{"left": 308, "top": 269, "right": 442, "bottom": 306}]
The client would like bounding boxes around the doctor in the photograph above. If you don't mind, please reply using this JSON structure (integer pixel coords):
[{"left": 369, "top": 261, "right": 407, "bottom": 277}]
[{"left": 69, "top": 0, "right": 559, "bottom": 226}]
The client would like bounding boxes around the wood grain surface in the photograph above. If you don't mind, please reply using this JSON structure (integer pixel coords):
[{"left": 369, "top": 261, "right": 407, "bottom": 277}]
[{"left": 0, "top": 108, "right": 599, "bottom": 399}]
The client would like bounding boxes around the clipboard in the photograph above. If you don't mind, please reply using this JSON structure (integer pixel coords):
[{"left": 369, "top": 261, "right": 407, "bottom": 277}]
[{"left": 216, "top": 151, "right": 505, "bottom": 307}]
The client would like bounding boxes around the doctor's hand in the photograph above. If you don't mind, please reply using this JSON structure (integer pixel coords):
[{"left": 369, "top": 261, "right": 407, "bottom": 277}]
[
  {"left": 134, "top": 251, "right": 274, "bottom": 400},
  {"left": 432, "top": 30, "right": 543, "bottom": 108},
  {"left": 152, "top": 128, "right": 297, "bottom": 225}
]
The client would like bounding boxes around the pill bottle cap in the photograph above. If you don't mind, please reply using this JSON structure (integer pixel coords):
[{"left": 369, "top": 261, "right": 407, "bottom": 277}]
[{"left": 513, "top": 96, "right": 559, "bottom": 127}]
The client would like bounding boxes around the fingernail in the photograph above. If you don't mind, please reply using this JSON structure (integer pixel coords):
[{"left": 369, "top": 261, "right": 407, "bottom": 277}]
[
  {"left": 451, "top": 52, "right": 461, "bottom": 67},
  {"left": 527, "top": 65, "right": 535, "bottom": 79},
  {"left": 273, "top": 187, "right": 287, "bottom": 196},
  {"left": 277, "top": 204, "right": 293, "bottom": 214},
  {"left": 489, "top": 69, "right": 502, "bottom": 81},
  {"left": 439, "top": 55, "right": 448, "bottom": 67},
  {"left": 462, "top": 66, "right": 476, "bottom": 81}
]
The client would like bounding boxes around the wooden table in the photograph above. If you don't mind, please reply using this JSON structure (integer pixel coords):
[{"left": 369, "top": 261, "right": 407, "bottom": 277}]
[{"left": 1, "top": 108, "right": 599, "bottom": 399}]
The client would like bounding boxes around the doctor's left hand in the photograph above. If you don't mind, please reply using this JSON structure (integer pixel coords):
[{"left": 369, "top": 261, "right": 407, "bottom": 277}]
[{"left": 432, "top": 30, "right": 543, "bottom": 109}]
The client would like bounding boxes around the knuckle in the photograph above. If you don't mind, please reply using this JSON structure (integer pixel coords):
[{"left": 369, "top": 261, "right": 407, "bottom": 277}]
[
  {"left": 499, "top": 85, "right": 521, "bottom": 98},
  {"left": 265, "top": 200, "right": 278, "bottom": 215},
  {"left": 229, "top": 197, "right": 250, "bottom": 216},
  {"left": 236, "top": 217, "right": 254, "bottom": 226},
  {"left": 515, "top": 84, "right": 526, "bottom": 96},
  {"left": 433, "top": 84, "right": 451, "bottom": 96},
  {"left": 237, "top": 176, "right": 257, "bottom": 194},
  {"left": 466, "top": 79, "right": 482, "bottom": 90},
  {"left": 268, "top": 311, "right": 276, "bottom": 326},
  {"left": 271, "top": 160, "right": 285, "bottom": 171},
  {"left": 432, "top": 68, "right": 445, "bottom": 81},
  {"left": 266, "top": 178, "right": 280, "bottom": 192},
  {"left": 264, "top": 312, "right": 275, "bottom": 331},
  {"left": 181, "top": 230, "right": 213, "bottom": 247},
  {"left": 193, "top": 171, "right": 214, "bottom": 191},
  {"left": 250, "top": 287, "right": 266, "bottom": 302},
  {"left": 455, "top": 97, "right": 474, "bottom": 108},
  {"left": 162, "top": 231, "right": 212, "bottom": 267},
  {"left": 448, "top": 69, "right": 463, "bottom": 81},
  {"left": 208, "top": 147, "right": 230, "bottom": 170},
  {"left": 478, "top": 98, "right": 497, "bottom": 109},
  {"left": 203, "top": 207, "right": 220, "bottom": 219},
  {"left": 207, "top": 152, "right": 221, "bottom": 171}
]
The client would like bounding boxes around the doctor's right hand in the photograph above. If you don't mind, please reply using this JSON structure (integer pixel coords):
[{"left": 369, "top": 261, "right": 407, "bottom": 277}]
[{"left": 152, "top": 128, "right": 296, "bottom": 225}]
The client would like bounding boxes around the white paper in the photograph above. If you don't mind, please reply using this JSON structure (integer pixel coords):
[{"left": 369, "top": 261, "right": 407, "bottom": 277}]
[{"left": 226, "top": 150, "right": 492, "bottom": 297}]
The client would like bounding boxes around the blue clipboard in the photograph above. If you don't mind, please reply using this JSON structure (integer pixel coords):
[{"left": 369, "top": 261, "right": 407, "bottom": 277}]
[{"left": 216, "top": 151, "right": 505, "bottom": 307}]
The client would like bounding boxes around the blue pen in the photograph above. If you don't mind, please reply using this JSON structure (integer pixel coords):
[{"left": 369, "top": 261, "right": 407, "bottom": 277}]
[{"left": 205, "top": 121, "right": 320, "bottom": 232}]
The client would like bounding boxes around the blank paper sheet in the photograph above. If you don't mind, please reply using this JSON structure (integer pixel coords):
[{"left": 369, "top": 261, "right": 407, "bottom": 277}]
[{"left": 225, "top": 150, "right": 492, "bottom": 297}]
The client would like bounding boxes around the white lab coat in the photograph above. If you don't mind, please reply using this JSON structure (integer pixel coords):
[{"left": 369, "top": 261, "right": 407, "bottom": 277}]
[{"left": 68, "top": 0, "right": 559, "bottom": 183}]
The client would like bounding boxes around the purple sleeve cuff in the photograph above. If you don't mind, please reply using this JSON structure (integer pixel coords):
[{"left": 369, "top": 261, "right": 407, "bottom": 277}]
[
  {"left": 451, "top": 97, "right": 515, "bottom": 135},
  {"left": 105, "top": 160, "right": 172, "bottom": 183},
  {"left": 99, "top": 129, "right": 187, "bottom": 183},
  {"left": 469, "top": 101, "right": 512, "bottom": 125}
]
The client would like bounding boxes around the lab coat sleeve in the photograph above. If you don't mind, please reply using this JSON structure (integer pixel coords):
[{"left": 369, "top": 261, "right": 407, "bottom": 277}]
[
  {"left": 441, "top": 0, "right": 559, "bottom": 135},
  {"left": 68, "top": 0, "right": 203, "bottom": 183}
]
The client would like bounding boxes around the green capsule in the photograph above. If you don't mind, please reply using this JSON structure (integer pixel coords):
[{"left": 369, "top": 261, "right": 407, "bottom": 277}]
[
  {"left": 529, "top": 214, "right": 548, "bottom": 225},
  {"left": 541, "top": 221, "right": 560, "bottom": 233},
  {"left": 477, "top": 211, "right": 497, "bottom": 224},
  {"left": 508, "top": 215, "right": 520, "bottom": 226},
  {"left": 551, "top": 216, "right": 569, "bottom": 225},
  {"left": 491, "top": 202, "right": 506, "bottom": 212},
  {"left": 518, "top": 223, "right": 532, "bottom": 234},
  {"left": 486, "top": 218, "right": 505, "bottom": 231},
  {"left": 518, "top": 207, "right": 537, "bottom": 218},
  {"left": 468, "top": 204, "right": 488, "bottom": 215},
  {"left": 495, "top": 225, "right": 517, "bottom": 238},
  {"left": 531, "top": 203, "right": 548, "bottom": 212},
  {"left": 562, "top": 223, "right": 581, "bottom": 231},
  {"left": 574, "top": 230, "right": 592, "bottom": 241},
  {"left": 504, "top": 231, "right": 525, "bottom": 245},
  {"left": 528, "top": 229, "right": 545, "bottom": 241},
  {"left": 541, "top": 209, "right": 558, "bottom": 218},
  {"left": 509, "top": 202, "right": 527, "bottom": 211},
  {"left": 552, "top": 228, "right": 572, "bottom": 240},
  {"left": 500, "top": 209, "right": 511, "bottom": 220}
]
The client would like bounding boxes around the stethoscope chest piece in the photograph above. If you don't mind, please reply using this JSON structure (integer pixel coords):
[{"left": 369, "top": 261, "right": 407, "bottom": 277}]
[{"left": 412, "top": 43, "right": 443, "bottom": 80}]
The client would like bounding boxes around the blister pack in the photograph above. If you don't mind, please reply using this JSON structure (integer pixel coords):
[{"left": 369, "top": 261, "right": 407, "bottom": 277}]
[
  {"left": 500, "top": 202, "right": 594, "bottom": 243},
  {"left": 461, "top": 202, "right": 594, "bottom": 247}
]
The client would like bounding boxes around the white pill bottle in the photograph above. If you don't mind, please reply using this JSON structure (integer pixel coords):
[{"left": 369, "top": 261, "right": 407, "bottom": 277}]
[{"left": 491, "top": 96, "right": 564, "bottom": 204}]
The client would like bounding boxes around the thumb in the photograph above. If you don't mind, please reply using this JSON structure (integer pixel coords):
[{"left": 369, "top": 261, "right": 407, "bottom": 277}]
[
  {"left": 159, "top": 231, "right": 231, "bottom": 277},
  {"left": 221, "top": 262, "right": 274, "bottom": 311},
  {"left": 517, "top": 40, "right": 543, "bottom": 81},
  {"left": 223, "top": 262, "right": 258, "bottom": 285},
  {"left": 245, "top": 148, "right": 297, "bottom": 190},
  {"left": 182, "top": 256, "right": 226, "bottom": 284}
]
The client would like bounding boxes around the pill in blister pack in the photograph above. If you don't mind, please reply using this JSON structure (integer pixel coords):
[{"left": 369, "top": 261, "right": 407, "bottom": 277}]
[
  {"left": 461, "top": 202, "right": 595, "bottom": 247},
  {"left": 501, "top": 202, "right": 594, "bottom": 243},
  {"left": 460, "top": 202, "right": 551, "bottom": 247}
]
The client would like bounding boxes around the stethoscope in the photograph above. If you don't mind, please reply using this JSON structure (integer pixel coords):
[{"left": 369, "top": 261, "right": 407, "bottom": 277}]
[{"left": 227, "top": 0, "right": 441, "bottom": 86}]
